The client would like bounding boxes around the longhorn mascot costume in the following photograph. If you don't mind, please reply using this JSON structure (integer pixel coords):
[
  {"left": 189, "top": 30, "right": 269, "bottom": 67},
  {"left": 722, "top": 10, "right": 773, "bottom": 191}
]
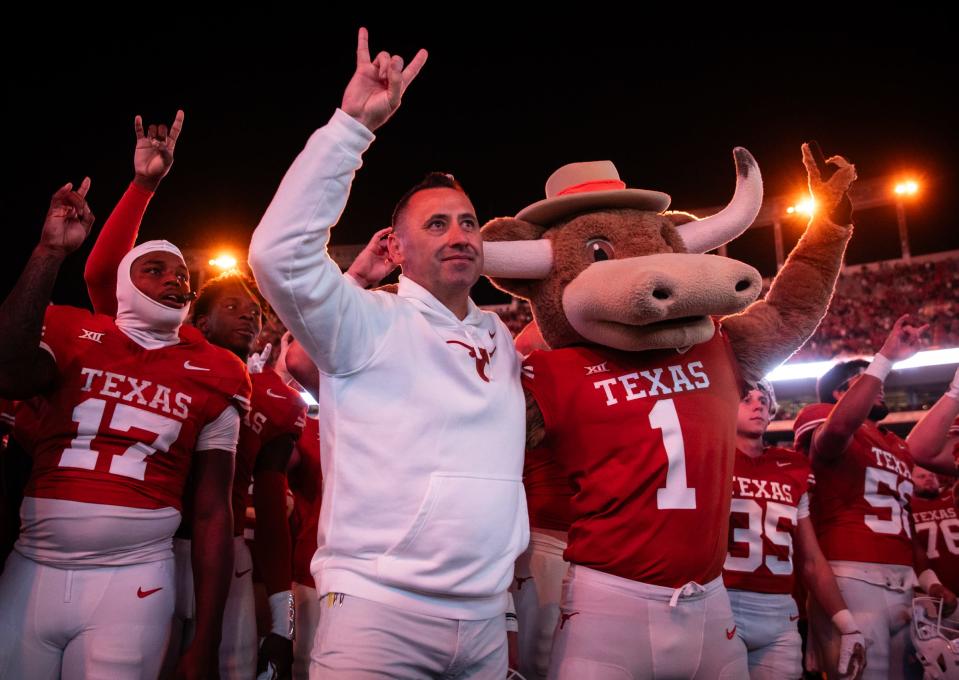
[{"left": 481, "top": 144, "right": 857, "bottom": 679}]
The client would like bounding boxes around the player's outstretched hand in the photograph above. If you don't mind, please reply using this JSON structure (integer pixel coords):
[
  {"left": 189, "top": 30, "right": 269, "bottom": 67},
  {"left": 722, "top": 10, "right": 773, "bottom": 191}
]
[
  {"left": 802, "top": 141, "right": 857, "bottom": 225},
  {"left": 40, "top": 178, "right": 95, "bottom": 256},
  {"left": 134, "top": 109, "right": 184, "bottom": 191},
  {"left": 341, "top": 27, "right": 428, "bottom": 133},
  {"left": 347, "top": 226, "right": 396, "bottom": 288},
  {"left": 878, "top": 314, "right": 928, "bottom": 363}
]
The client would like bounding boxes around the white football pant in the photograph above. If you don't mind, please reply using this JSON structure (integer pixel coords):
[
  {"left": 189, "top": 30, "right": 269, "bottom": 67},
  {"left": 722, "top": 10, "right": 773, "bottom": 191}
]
[
  {"left": 727, "top": 588, "right": 802, "bottom": 679},
  {"left": 548, "top": 565, "right": 748, "bottom": 680},
  {"left": 0, "top": 550, "right": 174, "bottom": 680},
  {"left": 512, "top": 530, "right": 568, "bottom": 680}
]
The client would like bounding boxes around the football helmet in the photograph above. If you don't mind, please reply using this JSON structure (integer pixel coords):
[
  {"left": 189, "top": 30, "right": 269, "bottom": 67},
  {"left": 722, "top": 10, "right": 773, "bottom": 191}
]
[{"left": 912, "top": 596, "right": 959, "bottom": 679}]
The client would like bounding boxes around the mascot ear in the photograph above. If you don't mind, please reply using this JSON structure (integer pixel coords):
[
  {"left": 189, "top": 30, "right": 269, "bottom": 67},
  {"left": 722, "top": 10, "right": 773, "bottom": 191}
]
[{"left": 481, "top": 217, "right": 551, "bottom": 300}]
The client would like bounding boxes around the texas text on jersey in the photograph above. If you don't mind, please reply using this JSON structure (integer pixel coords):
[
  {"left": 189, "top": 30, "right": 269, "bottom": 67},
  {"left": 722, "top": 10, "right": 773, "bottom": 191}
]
[
  {"left": 794, "top": 403, "right": 915, "bottom": 566},
  {"left": 723, "top": 447, "right": 813, "bottom": 593},
  {"left": 522, "top": 321, "right": 744, "bottom": 588},
  {"left": 19, "top": 305, "right": 251, "bottom": 567},
  {"left": 911, "top": 488, "right": 959, "bottom": 594}
]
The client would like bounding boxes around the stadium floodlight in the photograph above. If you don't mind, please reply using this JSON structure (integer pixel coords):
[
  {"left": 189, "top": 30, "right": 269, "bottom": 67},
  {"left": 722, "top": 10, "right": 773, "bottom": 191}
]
[
  {"left": 786, "top": 197, "right": 816, "bottom": 217},
  {"left": 894, "top": 180, "right": 919, "bottom": 196},
  {"left": 766, "top": 348, "right": 959, "bottom": 382},
  {"left": 208, "top": 253, "right": 238, "bottom": 270},
  {"left": 766, "top": 360, "right": 836, "bottom": 382},
  {"left": 891, "top": 347, "right": 959, "bottom": 369}
]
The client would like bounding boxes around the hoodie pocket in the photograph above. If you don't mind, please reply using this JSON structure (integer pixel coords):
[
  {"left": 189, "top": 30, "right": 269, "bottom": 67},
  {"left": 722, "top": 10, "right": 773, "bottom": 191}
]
[{"left": 376, "top": 472, "right": 528, "bottom": 598}]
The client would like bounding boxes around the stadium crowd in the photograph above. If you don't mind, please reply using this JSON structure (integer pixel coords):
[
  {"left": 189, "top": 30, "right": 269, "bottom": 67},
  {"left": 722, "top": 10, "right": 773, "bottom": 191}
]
[{"left": 1, "top": 27, "right": 958, "bottom": 680}]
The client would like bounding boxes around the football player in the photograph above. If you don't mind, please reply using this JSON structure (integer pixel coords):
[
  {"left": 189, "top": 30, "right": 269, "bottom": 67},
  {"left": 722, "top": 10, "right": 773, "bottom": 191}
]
[
  {"left": 79, "top": 110, "right": 308, "bottom": 679},
  {"left": 794, "top": 318, "right": 959, "bottom": 680},
  {"left": 190, "top": 271, "right": 307, "bottom": 680},
  {"left": 910, "top": 466, "right": 958, "bottom": 620},
  {"left": 0, "top": 181, "right": 249, "bottom": 680},
  {"left": 724, "top": 380, "right": 865, "bottom": 679}
]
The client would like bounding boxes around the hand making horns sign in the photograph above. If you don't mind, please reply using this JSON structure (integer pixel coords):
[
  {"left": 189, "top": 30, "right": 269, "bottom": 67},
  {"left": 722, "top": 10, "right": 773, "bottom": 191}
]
[
  {"left": 133, "top": 108, "right": 184, "bottom": 191},
  {"left": 341, "top": 27, "right": 428, "bottom": 133}
]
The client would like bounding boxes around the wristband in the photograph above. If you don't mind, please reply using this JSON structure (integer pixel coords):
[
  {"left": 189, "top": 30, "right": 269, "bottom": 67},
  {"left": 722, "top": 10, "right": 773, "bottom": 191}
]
[
  {"left": 268, "top": 590, "right": 294, "bottom": 639},
  {"left": 946, "top": 367, "right": 959, "bottom": 401},
  {"left": 865, "top": 353, "right": 893, "bottom": 381},
  {"left": 918, "top": 569, "right": 942, "bottom": 594},
  {"left": 832, "top": 608, "right": 859, "bottom": 635}
]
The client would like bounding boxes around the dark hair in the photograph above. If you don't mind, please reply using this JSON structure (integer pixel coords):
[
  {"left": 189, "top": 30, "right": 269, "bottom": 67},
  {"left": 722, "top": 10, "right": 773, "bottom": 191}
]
[
  {"left": 391, "top": 172, "right": 468, "bottom": 228},
  {"left": 817, "top": 359, "right": 870, "bottom": 403},
  {"left": 191, "top": 270, "right": 268, "bottom": 323}
]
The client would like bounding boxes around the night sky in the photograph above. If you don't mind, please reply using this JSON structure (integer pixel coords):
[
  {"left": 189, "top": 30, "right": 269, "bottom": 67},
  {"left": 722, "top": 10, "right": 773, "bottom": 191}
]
[{"left": 7, "top": 18, "right": 957, "bottom": 306}]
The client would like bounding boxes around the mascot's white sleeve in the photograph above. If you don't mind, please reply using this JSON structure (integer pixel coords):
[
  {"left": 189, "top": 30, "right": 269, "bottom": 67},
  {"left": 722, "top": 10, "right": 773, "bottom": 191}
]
[{"left": 249, "top": 109, "right": 396, "bottom": 376}]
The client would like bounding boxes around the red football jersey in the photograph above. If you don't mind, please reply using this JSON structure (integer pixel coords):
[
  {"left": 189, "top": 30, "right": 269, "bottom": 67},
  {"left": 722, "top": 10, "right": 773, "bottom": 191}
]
[
  {"left": 794, "top": 403, "right": 914, "bottom": 566},
  {"left": 911, "top": 489, "right": 959, "bottom": 594},
  {"left": 723, "top": 447, "right": 813, "bottom": 594},
  {"left": 523, "top": 322, "right": 744, "bottom": 588},
  {"left": 288, "top": 418, "right": 321, "bottom": 588},
  {"left": 524, "top": 445, "right": 574, "bottom": 532},
  {"left": 233, "top": 368, "right": 306, "bottom": 535},
  {"left": 28, "top": 305, "right": 251, "bottom": 510}
]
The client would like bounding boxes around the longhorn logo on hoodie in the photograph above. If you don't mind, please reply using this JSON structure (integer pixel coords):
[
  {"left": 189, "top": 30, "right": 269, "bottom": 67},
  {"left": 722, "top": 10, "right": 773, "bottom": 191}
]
[{"left": 446, "top": 340, "right": 496, "bottom": 382}]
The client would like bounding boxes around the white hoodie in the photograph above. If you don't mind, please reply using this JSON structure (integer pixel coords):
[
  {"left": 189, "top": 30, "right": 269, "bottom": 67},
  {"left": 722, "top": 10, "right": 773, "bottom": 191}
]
[{"left": 249, "top": 109, "right": 528, "bottom": 619}]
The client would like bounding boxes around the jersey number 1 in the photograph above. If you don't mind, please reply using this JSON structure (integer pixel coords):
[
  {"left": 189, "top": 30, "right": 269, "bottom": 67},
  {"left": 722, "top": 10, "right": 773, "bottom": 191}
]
[
  {"left": 59, "top": 398, "right": 183, "bottom": 480},
  {"left": 650, "top": 399, "right": 696, "bottom": 510}
]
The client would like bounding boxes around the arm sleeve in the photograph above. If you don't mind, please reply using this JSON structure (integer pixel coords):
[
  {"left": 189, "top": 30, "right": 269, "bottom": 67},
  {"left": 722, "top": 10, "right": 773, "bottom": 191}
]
[
  {"left": 196, "top": 405, "right": 241, "bottom": 454},
  {"left": 797, "top": 492, "right": 810, "bottom": 520},
  {"left": 84, "top": 182, "right": 154, "bottom": 316},
  {"left": 248, "top": 109, "right": 396, "bottom": 376}
]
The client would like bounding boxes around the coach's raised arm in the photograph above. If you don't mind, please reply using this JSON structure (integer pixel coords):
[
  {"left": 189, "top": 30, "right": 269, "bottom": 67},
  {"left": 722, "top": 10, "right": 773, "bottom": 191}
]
[{"left": 248, "top": 28, "right": 426, "bottom": 374}]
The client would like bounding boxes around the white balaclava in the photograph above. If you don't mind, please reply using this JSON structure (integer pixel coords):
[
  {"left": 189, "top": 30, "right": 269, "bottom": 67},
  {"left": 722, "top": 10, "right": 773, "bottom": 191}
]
[{"left": 115, "top": 240, "right": 191, "bottom": 349}]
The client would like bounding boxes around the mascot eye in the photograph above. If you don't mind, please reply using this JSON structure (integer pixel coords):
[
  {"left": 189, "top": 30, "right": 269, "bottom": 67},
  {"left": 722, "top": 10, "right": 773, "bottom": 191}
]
[{"left": 587, "top": 239, "right": 615, "bottom": 262}]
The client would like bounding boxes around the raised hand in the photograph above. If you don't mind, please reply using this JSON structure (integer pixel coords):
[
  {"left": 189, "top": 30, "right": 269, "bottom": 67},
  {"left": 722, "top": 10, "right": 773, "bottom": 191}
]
[
  {"left": 39, "top": 178, "right": 95, "bottom": 256},
  {"left": 347, "top": 226, "right": 396, "bottom": 288},
  {"left": 878, "top": 314, "right": 928, "bottom": 363},
  {"left": 341, "top": 27, "right": 428, "bottom": 132},
  {"left": 802, "top": 141, "right": 857, "bottom": 225},
  {"left": 133, "top": 109, "right": 184, "bottom": 191}
]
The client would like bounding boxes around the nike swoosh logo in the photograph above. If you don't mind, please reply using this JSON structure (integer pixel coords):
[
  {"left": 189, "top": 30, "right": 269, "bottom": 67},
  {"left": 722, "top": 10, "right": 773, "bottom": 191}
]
[
  {"left": 137, "top": 586, "right": 163, "bottom": 598},
  {"left": 776, "top": 462, "right": 790, "bottom": 467},
  {"left": 183, "top": 361, "right": 210, "bottom": 371},
  {"left": 489, "top": 330, "right": 496, "bottom": 338},
  {"left": 726, "top": 626, "right": 737, "bottom": 639},
  {"left": 789, "top": 614, "right": 800, "bottom": 621},
  {"left": 235, "top": 568, "right": 252, "bottom": 578},
  {"left": 266, "top": 388, "right": 286, "bottom": 399}
]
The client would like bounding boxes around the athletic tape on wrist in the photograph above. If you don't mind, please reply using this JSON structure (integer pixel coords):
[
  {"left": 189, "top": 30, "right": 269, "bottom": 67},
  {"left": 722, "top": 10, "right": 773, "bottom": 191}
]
[
  {"left": 865, "top": 354, "right": 893, "bottom": 382},
  {"left": 946, "top": 368, "right": 959, "bottom": 401},
  {"left": 832, "top": 608, "right": 859, "bottom": 635},
  {"left": 918, "top": 569, "right": 942, "bottom": 594}
]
